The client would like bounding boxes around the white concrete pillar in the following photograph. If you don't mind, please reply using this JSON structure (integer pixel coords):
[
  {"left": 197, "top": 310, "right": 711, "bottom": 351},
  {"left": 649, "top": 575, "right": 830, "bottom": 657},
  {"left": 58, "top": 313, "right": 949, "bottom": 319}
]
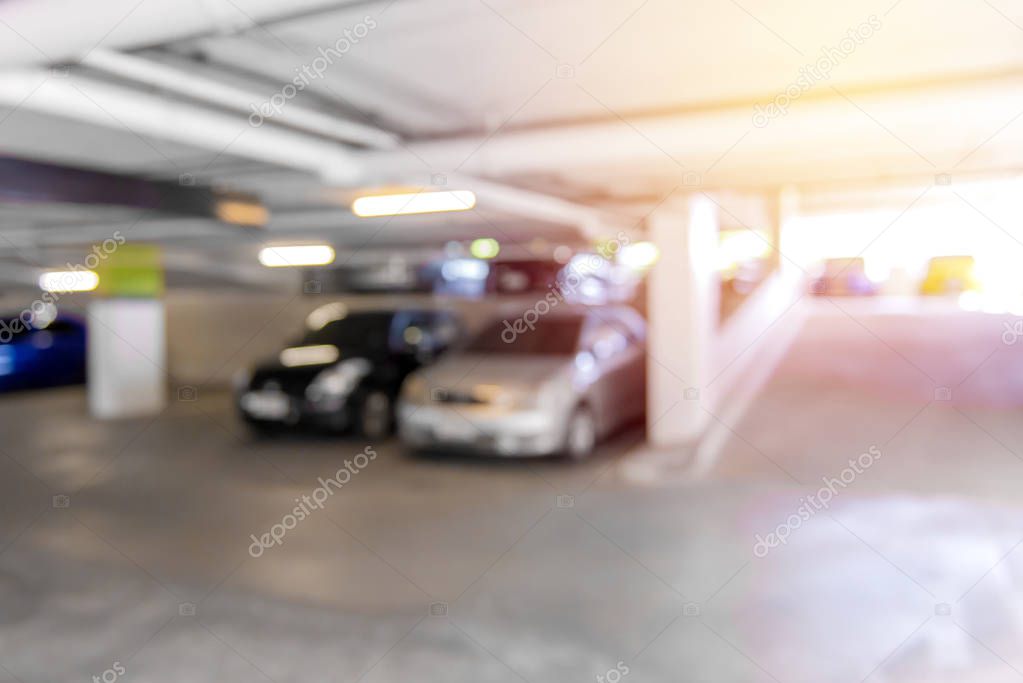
[
  {"left": 773, "top": 185, "right": 801, "bottom": 277},
  {"left": 646, "top": 194, "right": 720, "bottom": 446},
  {"left": 87, "top": 300, "right": 166, "bottom": 419}
]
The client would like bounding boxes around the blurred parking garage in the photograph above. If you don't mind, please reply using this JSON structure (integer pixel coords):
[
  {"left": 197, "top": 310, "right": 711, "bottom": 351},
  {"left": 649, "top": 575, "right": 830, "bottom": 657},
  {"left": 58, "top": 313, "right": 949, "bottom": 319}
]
[{"left": 3, "top": 1, "right": 1023, "bottom": 681}]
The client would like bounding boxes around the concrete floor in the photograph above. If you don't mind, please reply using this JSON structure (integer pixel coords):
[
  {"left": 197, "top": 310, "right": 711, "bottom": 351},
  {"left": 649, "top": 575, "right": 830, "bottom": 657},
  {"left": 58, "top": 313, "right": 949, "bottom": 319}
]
[{"left": 2, "top": 301, "right": 1023, "bottom": 682}]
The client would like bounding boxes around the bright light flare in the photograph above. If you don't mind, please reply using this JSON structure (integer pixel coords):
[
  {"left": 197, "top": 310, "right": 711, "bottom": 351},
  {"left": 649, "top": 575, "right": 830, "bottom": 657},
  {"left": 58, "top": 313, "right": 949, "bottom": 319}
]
[
  {"left": 441, "top": 259, "right": 489, "bottom": 281},
  {"left": 352, "top": 190, "right": 476, "bottom": 217},
  {"left": 258, "top": 245, "right": 335, "bottom": 268},
  {"left": 279, "top": 344, "right": 339, "bottom": 367},
  {"left": 39, "top": 270, "right": 99, "bottom": 293},
  {"left": 958, "top": 291, "right": 982, "bottom": 311},
  {"left": 864, "top": 259, "right": 891, "bottom": 284},
  {"left": 618, "top": 242, "right": 661, "bottom": 270},
  {"left": 716, "top": 231, "right": 769, "bottom": 272},
  {"left": 470, "top": 238, "right": 500, "bottom": 259}
]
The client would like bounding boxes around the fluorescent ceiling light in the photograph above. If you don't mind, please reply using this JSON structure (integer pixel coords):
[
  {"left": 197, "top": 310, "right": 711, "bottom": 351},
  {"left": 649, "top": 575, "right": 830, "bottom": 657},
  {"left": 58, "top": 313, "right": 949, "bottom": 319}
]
[
  {"left": 279, "top": 344, "right": 339, "bottom": 367},
  {"left": 352, "top": 190, "right": 476, "bottom": 217},
  {"left": 39, "top": 270, "right": 99, "bottom": 293},
  {"left": 258, "top": 245, "right": 335, "bottom": 268}
]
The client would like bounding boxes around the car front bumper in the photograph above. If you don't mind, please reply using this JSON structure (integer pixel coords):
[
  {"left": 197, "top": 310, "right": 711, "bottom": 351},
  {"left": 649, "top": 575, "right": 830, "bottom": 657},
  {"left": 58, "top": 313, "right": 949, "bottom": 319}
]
[
  {"left": 237, "top": 389, "right": 352, "bottom": 431},
  {"left": 397, "top": 401, "right": 565, "bottom": 457}
]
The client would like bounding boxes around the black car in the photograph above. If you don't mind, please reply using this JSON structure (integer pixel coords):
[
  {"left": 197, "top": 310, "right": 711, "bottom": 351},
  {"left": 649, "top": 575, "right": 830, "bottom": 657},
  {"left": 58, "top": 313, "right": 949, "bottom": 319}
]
[{"left": 235, "top": 307, "right": 463, "bottom": 437}]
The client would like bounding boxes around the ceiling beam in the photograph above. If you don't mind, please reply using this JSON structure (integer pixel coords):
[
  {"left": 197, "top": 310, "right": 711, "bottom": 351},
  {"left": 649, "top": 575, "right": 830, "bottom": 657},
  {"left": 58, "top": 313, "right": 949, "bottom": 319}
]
[
  {"left": 0, "top": 69, "right": 363, "bottom": 183},
  {"left": 81, "top": 49, "right": 399, "bottom": 149},
  {"left": 0, "top": 156, "right": 265, "bottom": 225},
  {"left": 354, "top": 72, "right": 1023, "bottom": 188},
  {"left": 0, "top": 0, "right": 364, "bottom": 66}
]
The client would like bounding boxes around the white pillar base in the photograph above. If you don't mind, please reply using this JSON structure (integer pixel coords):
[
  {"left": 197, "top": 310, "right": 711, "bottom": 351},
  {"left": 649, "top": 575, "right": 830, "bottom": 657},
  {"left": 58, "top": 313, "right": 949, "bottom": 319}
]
[{"left": 87, "top": 299, "right": 166, "bottom": 419}]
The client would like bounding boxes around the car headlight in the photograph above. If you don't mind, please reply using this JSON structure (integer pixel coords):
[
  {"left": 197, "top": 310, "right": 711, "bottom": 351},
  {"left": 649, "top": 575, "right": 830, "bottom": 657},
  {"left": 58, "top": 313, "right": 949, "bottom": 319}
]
[
  {"left": 476, "top": 383, "right": 536, "bottom": 409},
  {"left": 306, "top": 358, "right": 371, "bottom": 401},
  {"left": 402, "top": 374, "right": 429, "bottom": 404}
]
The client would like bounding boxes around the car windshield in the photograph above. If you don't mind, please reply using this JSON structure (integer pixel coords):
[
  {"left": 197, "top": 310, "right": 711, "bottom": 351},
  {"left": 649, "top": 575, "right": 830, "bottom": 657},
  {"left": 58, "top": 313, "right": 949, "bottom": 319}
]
[
  {"left": 487, "top": 261, "right": 565, "bottom": 293},
  {"left": 299, "top": 312, "right": 394, "bottom": 349},
  {"left": 466, "top": 316, "right": 583, "bottom": 355}
]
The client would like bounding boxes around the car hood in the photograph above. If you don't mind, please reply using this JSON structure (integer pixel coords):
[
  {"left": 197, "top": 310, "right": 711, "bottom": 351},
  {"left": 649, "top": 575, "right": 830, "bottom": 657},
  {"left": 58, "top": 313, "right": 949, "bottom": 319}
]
[{"left": 416, "top": 353, "right": 573, "bottom": 390}]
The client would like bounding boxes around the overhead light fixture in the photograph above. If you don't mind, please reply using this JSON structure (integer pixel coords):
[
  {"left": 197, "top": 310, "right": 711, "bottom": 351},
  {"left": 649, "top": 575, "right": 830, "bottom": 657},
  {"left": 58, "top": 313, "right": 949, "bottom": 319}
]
[
  {"left": 216, "top": 199, "right": 269, "bottom": 227},
  {"left": 39, "top": 270, "right": 100, "bottom": 293},
  {"left": 279, "top": 344, "right": 340, "bottom": 367},
  {"left": 258, "top": 245, "right": 335, "bottom": 268},
  {"left": 470, "top": 238, "right": 500, "bottom": 259},
  {"left": 352, "top": 190, "right": 476, "bottom": 217}
]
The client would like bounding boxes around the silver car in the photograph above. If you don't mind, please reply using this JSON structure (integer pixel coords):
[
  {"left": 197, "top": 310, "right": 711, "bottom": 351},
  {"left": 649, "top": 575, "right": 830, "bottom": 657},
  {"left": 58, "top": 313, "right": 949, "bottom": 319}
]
[{"left": 398, "top": 306, "right": 646, "bottom": 459}]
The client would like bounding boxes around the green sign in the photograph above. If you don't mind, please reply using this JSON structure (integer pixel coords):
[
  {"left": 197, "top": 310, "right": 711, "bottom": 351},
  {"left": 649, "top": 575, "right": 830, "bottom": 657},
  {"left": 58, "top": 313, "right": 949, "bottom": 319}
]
[{"left": 95, "top": 244, "right": 164, "bottom": 298}]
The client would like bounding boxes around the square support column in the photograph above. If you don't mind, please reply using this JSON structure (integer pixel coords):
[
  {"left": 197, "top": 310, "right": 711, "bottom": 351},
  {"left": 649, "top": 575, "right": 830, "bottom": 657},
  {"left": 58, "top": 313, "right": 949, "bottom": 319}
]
[
  {"left": 770, "top": 185, "right": 801, "bottom": 277},
  {"left": 88, "top": 299, "right": 166, "bottom": 419},
  {"left": 646, "top": 194, "right": 720, "bottom": 446},
  {"left": 87, "top": 244, "right": 166, "bottom": 419}
]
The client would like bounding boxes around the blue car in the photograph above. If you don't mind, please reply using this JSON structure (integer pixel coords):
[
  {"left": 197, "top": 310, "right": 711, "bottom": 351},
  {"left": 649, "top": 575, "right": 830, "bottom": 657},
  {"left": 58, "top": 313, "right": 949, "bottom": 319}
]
[{"left": 0, "top": 312, "right": 87, "bottom": 392}]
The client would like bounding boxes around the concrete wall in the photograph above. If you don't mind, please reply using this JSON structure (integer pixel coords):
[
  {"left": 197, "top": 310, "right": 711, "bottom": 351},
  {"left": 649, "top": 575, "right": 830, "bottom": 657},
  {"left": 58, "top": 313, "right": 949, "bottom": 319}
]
[{"left": 162, "top": 291, "right": 528, "bottom": 388}]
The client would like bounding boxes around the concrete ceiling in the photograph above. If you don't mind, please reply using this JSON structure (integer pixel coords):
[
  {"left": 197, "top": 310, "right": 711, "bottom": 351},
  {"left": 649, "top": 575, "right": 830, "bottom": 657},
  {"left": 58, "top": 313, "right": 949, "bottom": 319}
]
[{"left": 0, "top": 0, "right": 1022, "bottom": 285}]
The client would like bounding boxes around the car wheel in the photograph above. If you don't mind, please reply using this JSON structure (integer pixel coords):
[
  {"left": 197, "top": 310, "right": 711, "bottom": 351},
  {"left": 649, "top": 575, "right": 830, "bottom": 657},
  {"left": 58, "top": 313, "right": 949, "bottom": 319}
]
[
  {"left": 564, "top": 406, "right": 597, "bottom": 460},
  {"left": 359, "top": 391, "right": 392, "bottom": 439}
]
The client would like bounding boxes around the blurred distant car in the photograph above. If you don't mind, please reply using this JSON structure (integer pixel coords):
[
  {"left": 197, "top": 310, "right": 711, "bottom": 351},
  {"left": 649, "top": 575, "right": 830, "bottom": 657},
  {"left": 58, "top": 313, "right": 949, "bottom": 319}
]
[
  {"left": 0, "top": 312, "right": 86, "bottom": 392},
  {"left": 236, "top": 307, "right": 463, "bottom": 437},
  {"left": 485, "top": 259, "right": 564, "bottom": 295},
  {"left": 810, "top": 257, "right": 878, "bottom": 296},
  {"left": 398, "top": 306, "right": 646, "bottom": 460},
  {"left": 920, "top": 255, "right": 980, "bottom": 295},
  {"left": 485, "top": 256, "right": 640, "bottom": 305}
]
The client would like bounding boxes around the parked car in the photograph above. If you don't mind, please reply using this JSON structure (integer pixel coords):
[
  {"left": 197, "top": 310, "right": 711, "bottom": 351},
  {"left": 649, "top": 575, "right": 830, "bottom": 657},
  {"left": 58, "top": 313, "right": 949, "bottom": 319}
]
[
  {"left": 398, "top": 306, "right": 646, "bottom": 459},
  {"left": 920, "top": 255, "right": 980, "bottom": 295},
  {"left": 485, "top": 256, "right": 640, "bottom": 304},
  {"left": 810, "top": 257, "right": 878, "bottom": 296},
  {"left": 236, "top": 307, "right": 463, "bottom": 437},
  {"left": 0, "top": 311, "right": 86, "bottom": 392},
  {"left": 485, "top": 259, "right": 565, "bottom": 295}
]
